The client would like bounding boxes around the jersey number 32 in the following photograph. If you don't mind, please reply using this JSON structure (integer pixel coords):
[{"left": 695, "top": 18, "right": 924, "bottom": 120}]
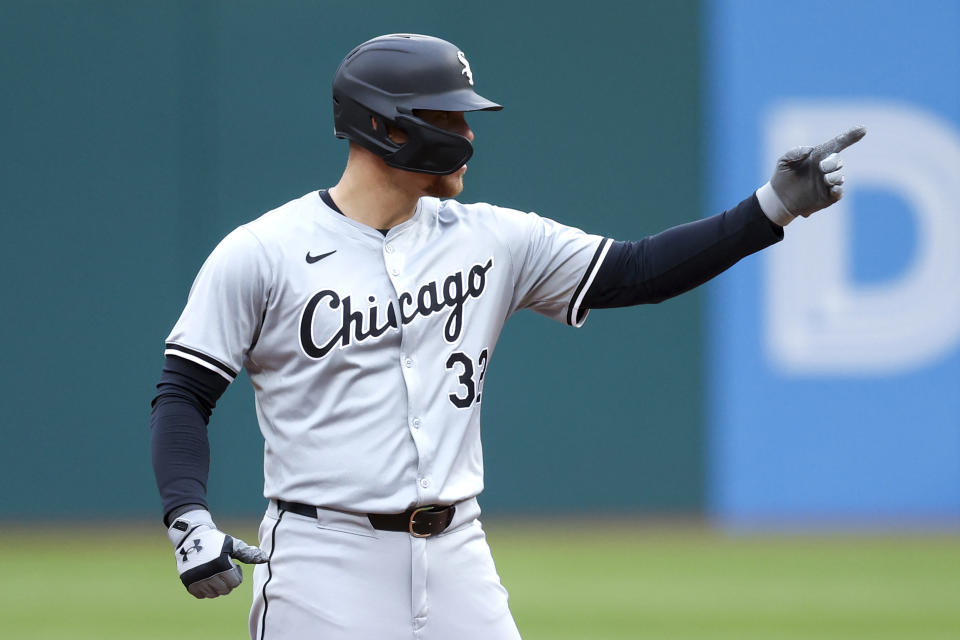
[{"left": 445, "top": 349, "right": 488, "bottom": 408}]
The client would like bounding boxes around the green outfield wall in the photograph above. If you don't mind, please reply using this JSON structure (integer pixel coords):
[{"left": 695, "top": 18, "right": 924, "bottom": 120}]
[{"left": 0, "top": 0, "right": 703, "bottom": 519}]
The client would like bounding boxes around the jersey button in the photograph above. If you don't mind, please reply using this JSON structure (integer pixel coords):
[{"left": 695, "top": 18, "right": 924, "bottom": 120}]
[
  {"left": 385, "top": 244, "right": 395, "bottom": 254},
  {"left": 391, "top": 267, "right": 400, "bottom": 276},
  {"left": 405, "top": 358, "right": 414, "bottom": 367},
  {"left": 412, "top": 418, "right": 422, "bottom": 429},
  {"left": 419, "top": 478, "right": 430, "bottom": 488}
]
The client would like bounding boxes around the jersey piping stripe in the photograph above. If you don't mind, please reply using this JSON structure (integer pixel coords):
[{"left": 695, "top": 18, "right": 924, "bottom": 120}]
[
  {"left": 164, "top": 343, "right": 237, "bottom": 382},
  {"left": 258, "top": 509, "right": 285, "bottom": 640},
  {"left": 164, "top": 349, "right": 236, "bottom": 383},
  {"left": 567, "top": 238, "right": 613, "bottom": 327}
]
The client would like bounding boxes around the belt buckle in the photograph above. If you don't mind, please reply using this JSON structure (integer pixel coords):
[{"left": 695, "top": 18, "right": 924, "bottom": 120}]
[{"left": 409, "top": 506, "right": 434, "bottom": 538}]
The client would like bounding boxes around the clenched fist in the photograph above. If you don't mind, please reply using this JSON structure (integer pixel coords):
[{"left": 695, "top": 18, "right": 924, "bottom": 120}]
[{"left": 168, "top": 509, "right": 268, "bottom": 599}]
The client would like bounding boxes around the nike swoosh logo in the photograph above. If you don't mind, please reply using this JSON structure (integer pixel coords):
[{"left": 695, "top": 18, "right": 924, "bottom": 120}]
[{"left": 305, "top": 250, "right": 336, "bottom": 264}]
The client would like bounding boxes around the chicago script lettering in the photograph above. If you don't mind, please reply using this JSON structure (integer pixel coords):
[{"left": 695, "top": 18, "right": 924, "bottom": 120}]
[{"left": 299, "top": 258, "right": 494, "bottom": 358}]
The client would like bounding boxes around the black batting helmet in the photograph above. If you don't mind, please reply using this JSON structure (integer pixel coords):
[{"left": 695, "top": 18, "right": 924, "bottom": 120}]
[{"left": 332, "top": 34, "right": 502, "bottom": 175}]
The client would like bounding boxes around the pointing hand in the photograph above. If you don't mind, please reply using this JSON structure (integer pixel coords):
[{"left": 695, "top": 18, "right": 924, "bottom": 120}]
[{"left": 757, "top": 126, "right": 866, "bottom": 226}]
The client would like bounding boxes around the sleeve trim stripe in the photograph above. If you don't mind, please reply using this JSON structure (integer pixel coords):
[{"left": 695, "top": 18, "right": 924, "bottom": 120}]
[
  {"left": 165, "top": 350, "right": 235, "bottom": 383},
  {"left": 566, "top": 238, "right": 613, "bottom": 327},
  {"left": 164, "top": 344, "right": 237, "bottom": 382}
]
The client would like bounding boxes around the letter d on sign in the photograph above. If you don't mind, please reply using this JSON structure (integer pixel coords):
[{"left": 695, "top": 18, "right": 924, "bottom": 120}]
[{"left": 765, "top": 103, "right": 960, "bottom": 375}]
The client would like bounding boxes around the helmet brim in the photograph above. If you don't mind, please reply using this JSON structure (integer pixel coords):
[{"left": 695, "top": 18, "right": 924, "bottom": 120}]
[{"left": 407, "top": 88, "right": 502, "bottom": 113}]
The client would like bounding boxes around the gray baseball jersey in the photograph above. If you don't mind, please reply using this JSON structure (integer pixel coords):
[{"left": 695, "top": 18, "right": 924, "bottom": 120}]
[{"left": 166, "top": 191, "right": 611, "bottom": 513}]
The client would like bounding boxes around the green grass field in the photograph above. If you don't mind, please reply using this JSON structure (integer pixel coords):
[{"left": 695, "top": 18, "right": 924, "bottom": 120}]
[{"left": 3, "top": 522, "right": 958, "bottom": 639}]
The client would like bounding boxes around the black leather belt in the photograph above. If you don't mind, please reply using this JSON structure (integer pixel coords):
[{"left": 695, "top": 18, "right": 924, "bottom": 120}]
[{"left": 277, "top": 500, "right": 457, "bottom": 538}]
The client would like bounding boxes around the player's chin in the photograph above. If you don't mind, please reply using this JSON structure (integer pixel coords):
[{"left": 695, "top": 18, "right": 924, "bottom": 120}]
[{"left": 426, "top": 172, "right": 465, "bottom": 199}]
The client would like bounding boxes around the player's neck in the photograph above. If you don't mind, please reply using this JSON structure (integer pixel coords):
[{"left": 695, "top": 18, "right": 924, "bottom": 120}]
[{"left": 329, "top": 151, "right": 424, "bottom": 231}]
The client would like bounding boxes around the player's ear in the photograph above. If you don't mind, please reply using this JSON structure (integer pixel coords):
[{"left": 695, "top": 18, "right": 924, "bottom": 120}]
[{"left": 369, "top": 116, "right": 407, "bottom": 144}]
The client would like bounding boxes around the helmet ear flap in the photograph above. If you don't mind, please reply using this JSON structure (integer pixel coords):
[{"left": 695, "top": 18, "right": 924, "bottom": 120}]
[
  {"left": 383, "top": 114, "right": 473, "bottom": 175},
  {"left": 334, "top": 97, "right": 471, "bottom": 175},
  {"left": 333, "top": 94, "right": 401, "bottom": 154},
  {"left": 371, "top": 115, "right": 398, "bottom": 141}
]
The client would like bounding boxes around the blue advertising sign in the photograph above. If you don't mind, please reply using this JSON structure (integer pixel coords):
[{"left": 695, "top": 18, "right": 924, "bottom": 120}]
[{"left": 706, "top": 0, "right": 960, "bottom": 527}]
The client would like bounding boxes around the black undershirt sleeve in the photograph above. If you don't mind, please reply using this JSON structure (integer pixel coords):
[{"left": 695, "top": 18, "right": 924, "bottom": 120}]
[
  {"left": 582, "top": 193, "right": 783, "bottom": 309},
  {"left": 150, "top": 355, "right": 230, "bottom": 525}
]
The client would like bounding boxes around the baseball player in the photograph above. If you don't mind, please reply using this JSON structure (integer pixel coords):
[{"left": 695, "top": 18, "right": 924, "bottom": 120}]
[{"left": 151, "top": 34, "right": 864, "bottom": 640}]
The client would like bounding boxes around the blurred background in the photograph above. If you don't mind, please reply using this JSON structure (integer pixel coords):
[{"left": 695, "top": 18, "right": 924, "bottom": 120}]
[{"left": 1, "top": 1, "right": 957, "bottom": 638}]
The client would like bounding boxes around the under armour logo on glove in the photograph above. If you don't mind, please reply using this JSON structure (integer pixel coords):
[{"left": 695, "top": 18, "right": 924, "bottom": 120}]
[
  {"left": 179, "top": 539, "right": 203, "bottom": 562},
  {"left": 168, "top": 509, "right": 267, "bottom": 599}
]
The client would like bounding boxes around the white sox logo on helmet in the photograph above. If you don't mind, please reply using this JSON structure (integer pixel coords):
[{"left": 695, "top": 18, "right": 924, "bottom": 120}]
[
  {"left": 457, "top": 51, "right": 474, "bottom": 86},
  {"left": 299, "top": 258, "right": 494, "bottom": 359}
]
